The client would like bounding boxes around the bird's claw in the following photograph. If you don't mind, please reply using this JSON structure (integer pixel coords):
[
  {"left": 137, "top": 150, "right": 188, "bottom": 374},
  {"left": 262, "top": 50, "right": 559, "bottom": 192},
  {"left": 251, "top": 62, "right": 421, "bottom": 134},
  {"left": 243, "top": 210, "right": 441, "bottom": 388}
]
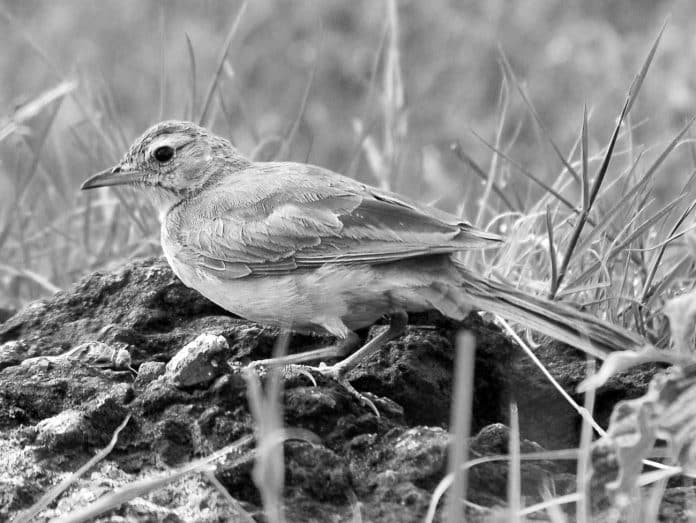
[
  {"left": 245, "top": 361, "right": 379, "bottom": 417},
  {"left": 305, "top": 363, "right": 380, "bottom": 417}
]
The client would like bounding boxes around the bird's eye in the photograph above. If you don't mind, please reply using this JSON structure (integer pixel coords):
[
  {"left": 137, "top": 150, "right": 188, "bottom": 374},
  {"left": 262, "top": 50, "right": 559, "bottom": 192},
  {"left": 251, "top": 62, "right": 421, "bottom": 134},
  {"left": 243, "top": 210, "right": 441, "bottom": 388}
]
[{"left": 153, "top": 145, "right": 174, "bottom": 163}]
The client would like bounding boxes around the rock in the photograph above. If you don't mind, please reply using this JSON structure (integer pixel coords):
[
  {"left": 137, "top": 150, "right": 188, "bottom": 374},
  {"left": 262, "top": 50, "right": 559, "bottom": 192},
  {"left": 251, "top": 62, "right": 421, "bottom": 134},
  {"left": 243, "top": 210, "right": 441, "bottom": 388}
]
[
  {"left": 507, "top": 340, "right": 659, "bottom": 450},
  {"left": 0, "top": 256, "right": 671, "bottom": 521},
  {"left": 34, "top": 388, "right": 131, "bottom": 457},
  {"left": 348, "top": 313, "right": 515, "bottom": 429},
  {"left": 0, "top": 258, "right": 234, "bottom": 364},
  {"left": 0, "top": 258, "right": 331, "bottom": 366},
  {"left": 285, "top": 441, "right": 352, "bottom": 502},
  {"left": 165, "top": 333, "right": 230, "bottom": 388},
  {"left": 0, "top": 353, "right": 133, "bottom": 429},
  {"left": 35, "top": 409, "right": 87, "bottom": 452},
  {"left": 0, "top": 340, "right": 28, "bottom": 370},
  {"left": 134, "top": 361, "right": 166, "bottom": 390}
]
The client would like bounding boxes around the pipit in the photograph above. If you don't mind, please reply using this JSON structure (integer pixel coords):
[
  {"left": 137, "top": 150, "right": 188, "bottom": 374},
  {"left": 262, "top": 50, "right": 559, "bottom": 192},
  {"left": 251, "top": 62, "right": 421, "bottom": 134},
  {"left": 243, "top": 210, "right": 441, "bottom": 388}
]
[{"left": 82, "top": 121, "right": 644, "bottom": 409}]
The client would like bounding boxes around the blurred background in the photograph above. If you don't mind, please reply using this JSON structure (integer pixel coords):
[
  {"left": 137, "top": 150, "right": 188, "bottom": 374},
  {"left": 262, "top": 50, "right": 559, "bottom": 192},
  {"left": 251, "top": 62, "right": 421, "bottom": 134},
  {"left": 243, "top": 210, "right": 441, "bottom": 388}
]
[{"left": 0, "top": 0, "right": 694, "bottom": 308}]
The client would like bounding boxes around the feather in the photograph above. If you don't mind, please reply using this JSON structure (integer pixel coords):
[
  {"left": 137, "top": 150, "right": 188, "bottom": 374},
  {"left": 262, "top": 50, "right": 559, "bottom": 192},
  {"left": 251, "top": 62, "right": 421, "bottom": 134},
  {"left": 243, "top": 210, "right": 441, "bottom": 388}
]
[{"left": 168, "top": 162, "right": 502, "bottom": 279}]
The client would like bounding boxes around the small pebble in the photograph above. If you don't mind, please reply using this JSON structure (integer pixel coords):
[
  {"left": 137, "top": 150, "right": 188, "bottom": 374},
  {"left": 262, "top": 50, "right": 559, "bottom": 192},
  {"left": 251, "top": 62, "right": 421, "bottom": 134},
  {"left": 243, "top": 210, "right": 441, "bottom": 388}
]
[
  {"left": 35, "top": 409, "right": 86, "bottom": 450},
  {"left": 0, "top": 340, "right": 27, "bottom": 367},
  {"left": 134, "top": 361, "right": 167, "bottom": 389},
  {"left": 165, "top": 334, "right": 229, "bottom": 387}
]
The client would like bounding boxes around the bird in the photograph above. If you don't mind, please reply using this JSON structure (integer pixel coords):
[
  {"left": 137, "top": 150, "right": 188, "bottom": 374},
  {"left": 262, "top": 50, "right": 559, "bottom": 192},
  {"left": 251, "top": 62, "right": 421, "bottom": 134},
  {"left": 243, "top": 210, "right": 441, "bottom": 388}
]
[{"left": 81, "top": 120, "right": 644, "bottom": 409}]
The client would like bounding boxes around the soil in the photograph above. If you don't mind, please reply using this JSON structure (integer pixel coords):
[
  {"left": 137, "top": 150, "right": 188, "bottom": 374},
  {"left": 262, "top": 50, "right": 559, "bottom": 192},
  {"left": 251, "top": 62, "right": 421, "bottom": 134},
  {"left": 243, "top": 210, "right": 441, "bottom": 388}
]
[{"left": 0, "top": 257, "right": 674, "bottom": 522}]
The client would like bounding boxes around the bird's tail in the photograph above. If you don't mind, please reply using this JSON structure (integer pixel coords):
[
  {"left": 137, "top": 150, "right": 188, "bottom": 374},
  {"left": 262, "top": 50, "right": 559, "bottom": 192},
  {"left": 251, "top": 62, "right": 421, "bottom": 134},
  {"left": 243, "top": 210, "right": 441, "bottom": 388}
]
[{"left": 453, "top": 262, "right": 645, "bottom": 359}]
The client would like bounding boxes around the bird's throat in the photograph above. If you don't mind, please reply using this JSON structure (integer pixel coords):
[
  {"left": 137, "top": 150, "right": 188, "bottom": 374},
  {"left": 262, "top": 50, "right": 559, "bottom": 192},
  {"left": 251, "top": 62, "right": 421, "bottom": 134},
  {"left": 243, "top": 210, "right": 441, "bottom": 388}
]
[{"left": 146, "top": 185, "right": 189, "bottom": 222}]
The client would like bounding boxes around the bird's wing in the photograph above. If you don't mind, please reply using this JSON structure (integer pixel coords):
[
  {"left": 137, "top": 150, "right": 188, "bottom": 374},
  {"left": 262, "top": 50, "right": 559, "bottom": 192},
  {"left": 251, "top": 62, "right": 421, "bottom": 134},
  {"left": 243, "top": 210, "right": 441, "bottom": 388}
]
[{"left": 168, "top": 162, "right": 502, "bottom": 279}]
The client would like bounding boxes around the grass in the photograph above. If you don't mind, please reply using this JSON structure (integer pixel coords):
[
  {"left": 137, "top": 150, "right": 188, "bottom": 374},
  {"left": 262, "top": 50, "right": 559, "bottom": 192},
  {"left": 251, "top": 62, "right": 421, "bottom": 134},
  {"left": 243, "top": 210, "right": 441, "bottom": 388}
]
[
  {"left": 6, "top": 0, "right": 696, "bottom": 521},
  {"left": 445, "top": 332, "right": 475, "bottom": 523},
  {"left": 0, "top": 0, "right": 693, "bottom": 309}
]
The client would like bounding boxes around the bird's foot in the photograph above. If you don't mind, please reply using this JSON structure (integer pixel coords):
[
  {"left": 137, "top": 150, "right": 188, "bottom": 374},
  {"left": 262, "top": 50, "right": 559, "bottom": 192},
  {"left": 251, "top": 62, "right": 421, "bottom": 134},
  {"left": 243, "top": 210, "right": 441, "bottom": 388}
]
[
  {"left": 246, "top": 361, "right": 379, "bottom": 417},
  {"left": 316, "top": 362, "right": 380, "bottom": 417}
]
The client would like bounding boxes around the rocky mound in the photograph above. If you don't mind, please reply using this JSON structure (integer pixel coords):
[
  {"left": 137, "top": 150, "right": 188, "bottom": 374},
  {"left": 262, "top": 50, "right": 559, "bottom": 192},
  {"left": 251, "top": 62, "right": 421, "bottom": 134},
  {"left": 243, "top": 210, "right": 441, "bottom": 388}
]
[{"left": 0, "top": 257, "right": 661, "bottom": 521}]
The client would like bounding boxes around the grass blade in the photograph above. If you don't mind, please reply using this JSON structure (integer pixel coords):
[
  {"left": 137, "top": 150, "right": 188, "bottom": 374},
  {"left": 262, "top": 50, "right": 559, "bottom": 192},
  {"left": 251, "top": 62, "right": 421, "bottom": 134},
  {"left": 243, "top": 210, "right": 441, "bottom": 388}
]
[
  {"left": 581, "top": 105, "right": 589, "bottom": 210},
  {"left": 552, "top": 24, "right": 666, "bottom": 295},
  {"left": 566, "top": 193, "right": 687, "bottom": 292},
  {"left": 508, "top": 403, "right": 521, "bottom": 523},
  {"left": 639, "top": 200, "right": 696, "bottom": 303},
  {"left": 15, "top": 415, "right": 132, "bottom": 523},
  {"left": 625, "top": 21, "right": 666, "bottom": 114},
  {"left": 642, "top": 254, "right": 693, "bottom": 308},
  {"left": 573, "top": 116, "right": 695, "bottom": 264},
  {"left": 185, "top": 32, "right": 197, "bottom": 121},
  {"left": 474, "top": 75, "right": 509, "bottom": 228},
  {"left": 345, "top": 20, "right": 389, "bottom": 178},
  {"left": 20, "top": 100, "right": 63, "bottom": 196},
  {"left": 0, "top": 80, "right": 76, "bottom": 143},
  {"left": 499, "top": 48, "right": 580, "bottom": 185},
  {"left": 445, "top": 332, "right": 475, "bottom": 523},
  {"left": 551, "top": 97, "right": 629, "bottom": 297},
  {"left": 571, "top": 151, "right": 647, "bottom": 256},
  {"left": 198, "top": 1, "right": 248, "bottom": 126},
  {"left": 451, "top": 142, "right": 518, "bottom": 212},
  {"left": 0, "top": 262, "right": 61, "bottom": 295},
  {"left": 471, "top": 129, "right": 577, "bottom": 212},
  {"left": 276, "top": 44, "right": 319, "bottom": 161},
  {"left": 158, "top": 0, "right": 166, "bottom": 121},
  {"left": 576, "top": 359, "right": 595, "bottom": 523},
  {"left": 53, "top": 435, "right": 255, "bottom": 523},
  {"left": 546, "top": 206, "right": 558, "bottom": 296}
]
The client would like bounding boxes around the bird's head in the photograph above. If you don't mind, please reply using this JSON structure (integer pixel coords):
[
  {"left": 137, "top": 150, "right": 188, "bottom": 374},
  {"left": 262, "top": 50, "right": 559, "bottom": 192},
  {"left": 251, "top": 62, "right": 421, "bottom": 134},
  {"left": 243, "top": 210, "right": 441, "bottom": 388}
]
[{"left": 81, "top": 120, "right": 250, "bottom": 214}]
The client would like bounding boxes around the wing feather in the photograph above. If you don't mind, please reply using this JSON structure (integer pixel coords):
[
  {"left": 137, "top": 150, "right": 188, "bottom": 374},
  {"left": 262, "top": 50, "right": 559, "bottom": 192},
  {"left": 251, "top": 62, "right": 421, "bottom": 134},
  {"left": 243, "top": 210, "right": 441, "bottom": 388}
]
[{"left": 168, "top": 163, "right": 502, "bottom": 279}]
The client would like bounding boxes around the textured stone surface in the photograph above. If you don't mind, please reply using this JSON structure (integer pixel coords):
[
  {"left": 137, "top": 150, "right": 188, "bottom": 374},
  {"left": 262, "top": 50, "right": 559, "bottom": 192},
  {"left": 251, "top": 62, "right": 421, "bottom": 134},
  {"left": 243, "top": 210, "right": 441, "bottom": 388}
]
[
  {"left": 0, "top": 256, "right": 671, "bottom": 522},
  {"left": 165, "top": 333, "right": 230, "bottom": 387}
]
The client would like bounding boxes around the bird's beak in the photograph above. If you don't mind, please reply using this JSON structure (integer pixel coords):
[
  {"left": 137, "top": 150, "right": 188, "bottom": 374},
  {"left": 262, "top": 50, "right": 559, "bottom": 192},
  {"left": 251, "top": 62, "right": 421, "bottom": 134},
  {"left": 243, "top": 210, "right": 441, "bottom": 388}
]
[{"left": 80, "top": 166, "right": 145, "bottom": 190}]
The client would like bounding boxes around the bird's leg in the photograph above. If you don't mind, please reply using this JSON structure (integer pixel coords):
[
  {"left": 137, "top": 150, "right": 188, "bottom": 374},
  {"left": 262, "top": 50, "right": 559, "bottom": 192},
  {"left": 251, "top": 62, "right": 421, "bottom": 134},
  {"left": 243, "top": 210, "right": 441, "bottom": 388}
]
[
  {"left": 318, "top": 311, "right": 408, "bottom": 379},
  {"left": 309, "top": 311, "right": 408, "bottom": 416},
  {"left": 247, "top": 312, "right": 408, "bottom": 416},
  {"left": 248, "top": 331, "right": 361, "bottom": 368}
]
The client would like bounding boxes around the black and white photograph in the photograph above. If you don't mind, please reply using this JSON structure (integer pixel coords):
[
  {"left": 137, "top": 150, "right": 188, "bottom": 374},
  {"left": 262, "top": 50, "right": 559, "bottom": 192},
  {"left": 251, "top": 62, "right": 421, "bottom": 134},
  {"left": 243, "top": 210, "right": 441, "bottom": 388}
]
[{"left": 1, "top": 1, "right": 696, "bottom": 521}]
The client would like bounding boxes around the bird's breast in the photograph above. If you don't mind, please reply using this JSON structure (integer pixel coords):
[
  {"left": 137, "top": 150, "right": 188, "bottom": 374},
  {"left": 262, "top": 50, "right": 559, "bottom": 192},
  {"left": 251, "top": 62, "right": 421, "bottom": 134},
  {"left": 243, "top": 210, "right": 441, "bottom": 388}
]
[
  {"left": 159, "top": 228, "right": 393, "bottom": 335},
  {"left": 160, "top": 222, "right": 467, "bottom": 337}
]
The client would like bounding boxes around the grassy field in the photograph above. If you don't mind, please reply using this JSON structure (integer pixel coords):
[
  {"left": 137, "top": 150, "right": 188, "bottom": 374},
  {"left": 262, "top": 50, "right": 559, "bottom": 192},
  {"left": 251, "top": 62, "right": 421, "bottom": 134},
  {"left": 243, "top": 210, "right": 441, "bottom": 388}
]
[
  {"left": 1, "top": 0, "right": 695, "bottom": 307},
  {"left": 4, "top": 0, "right": 696, "bottom": 520}
]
